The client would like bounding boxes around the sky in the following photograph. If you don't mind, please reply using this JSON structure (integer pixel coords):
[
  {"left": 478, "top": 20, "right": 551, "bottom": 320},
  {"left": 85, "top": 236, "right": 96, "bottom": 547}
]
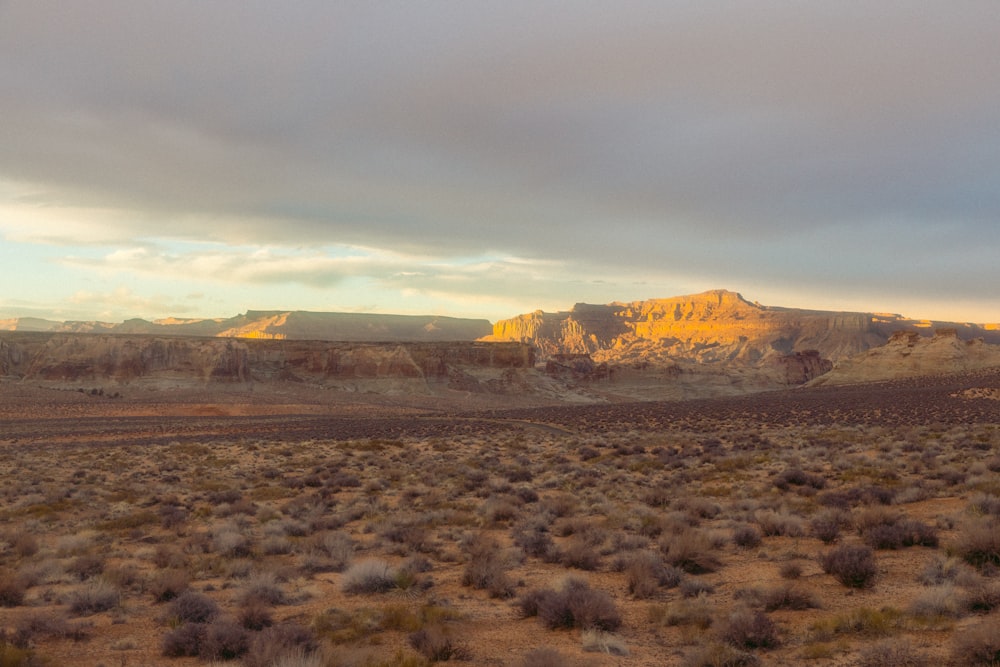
[{"left": 1, "top": 2, "right": 999, "bottom": 325}]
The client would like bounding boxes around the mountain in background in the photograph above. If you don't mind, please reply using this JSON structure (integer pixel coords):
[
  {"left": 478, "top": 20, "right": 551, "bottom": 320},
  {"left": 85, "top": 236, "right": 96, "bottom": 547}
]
[
  {"left": 2, "top": 290, "right": 998, "bottom": 401},
  {"left": 485, "top": 289, "right": 1000, "bottom": 365},
  {"left": 0, "top": 311, "right": 493, "bottom": 342}
]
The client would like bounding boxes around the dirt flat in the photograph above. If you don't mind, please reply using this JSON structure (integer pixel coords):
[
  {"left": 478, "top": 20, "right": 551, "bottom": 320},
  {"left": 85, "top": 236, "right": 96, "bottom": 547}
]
[{"left": 1, "top": 369, "right": 999, "bottom": 666}]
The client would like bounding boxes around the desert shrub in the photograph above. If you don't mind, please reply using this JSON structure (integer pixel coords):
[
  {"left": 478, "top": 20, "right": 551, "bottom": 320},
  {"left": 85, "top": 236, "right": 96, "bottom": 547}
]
[
  {"left": 732, "top": 524, "right": 762, "bottom": 548},
  {"left": 862, "top": 518, "right": 938, "bottom": 550},
  {"left": 275, "top": 518, "right": 309, "bottom": 537},
  {"left": 104, "top": 562, "right": 139, "bottom": 590},
  {"left": 558, "top": 538, "right": 601, "bottom": 571},
  {"left": 778, "top": 561, "right": 803, "bottom": 579},
  {"left": 238, "top": 571, "right": 289, "bottom": 606},
  {"left": 539, "top": 493, "right": 578, "bottom": 518},
  {"left": 97, "top": 509, "right": 159, "bottom": 531},
  {"left": 516, "top": 588, "right": 554, "bottom": 619},
  {"left": 774, "top": 468, "right": 826, "bottom": 491},
  {"left": 718, "top": 607, "right": 779, "bottom": 650},
  {"left": 403, "top": 555, "right": 434, "bottom": 574},
  {"left": 611, "top": 531, "right": 652, "bottom": 553},
  {"left": 858, "top": 639, "right": 928, "bottom": 667},
  {"left": 512, "top": 520, "right": 554, "bottom": 559},
  {"left": 159, "top": 503, "right": 188, "bottom": 528},
  {"left": 681, "top": 642, "right": 759, "bottom": 667},
  {"left": 649, "top": 595, "right": 713, "bottom": 629},
  {"left": 149, "top": 569, "right": 190, "bottom": 602},
  {"left": 680, "top": 578, "right": 715, "bottom": 598},
  {"left": 953, "top": 518, "right": 1000, "bottom": 569},
  {"left": 200, "top": 618, "right": 250, "bottom": 660},
  {"left": 860, "top": 484, "right": 897, "bottom": 505},
  {"left": 908, "top": 584, "right": 964, "bottom": 618},
  {"left": 169, "top": 590, "right": 220, "bottom": 624},
  {"left": 519, "top": 577, "right": 621, "bottom": 631},
  {"left": 341, "top": 559, "right": 398, "bottom": 594},
  {"left": 329, "top": 471, "right": 361, "bottom": 488},
  {"left": 68, "top": 578, "right": 120, "bottom": 615},
  {"left": 969, "top": 493, "right": 1000, "bottom": 517},
  {"left": 506, "top": 466, "right": 533, "bottom": 483},
  {"left": 0, "top": 571, "right": 26, "bottom": 607},
  {"left": 625, "top": 550, "right": 678, "bottom": 598},
  {"left": 408, "top": 625, "right": 470, "bottom": 662},
  {"left": 208, "top": 489, "right": 242, "bottom": 505},
  {"left": 153, "top": 544, "right": 188, "bottom": 569},
  {"left": 950, "top": 615, "right": 1000, "bottom": 666},
  {"left": 227, "top": 559, "right": 255, "bottom": 580},
  {"left": 213, "top": 524, "right": 254, "bottom": 558},
  {"left": 240, "top": 600, "right": 275, "bottom": 631},
  {"left": 810, "top": 510, "right": 845, "bottom": 544},
  {"left": 302, "top": 530, "right": 354, "bottom": 573},
  {"left": 311, "top": 607, "right": 365, "bottom": 644},
  {"left": 661, "top": 529, "right": 722, "bottom": 574},
  {"left": 755, "top": 509, "right": 805, "bottom": 537},
  {"left": 12, "top": 612, "right": 89, "bottom": 648},
  {"left": 553, "top": 517, "right": 606, "bottom": 544},
  {"left": 381, "top": 518, "right": 433, "bottom": 554},
  {"left": 581, "top": 630, "right": 629, "bottom": 655},
  {"left": 818, "top": 489, "right": 856, "bottom": 510},
  {"left": 243, "top": 623, "right": 319, "bottom": 667},
  {"left": 261, "top": 535, "right": 294, "bottom": 555},
  {"left": 820, "top": 545, "right": 877, "bottom": 588},
  {"left": 675, "top": 496, "right": 721, "bottom": 520},
  {"left": 513, "top": 486, "right": 539, "bottom": 504},
  {"left": 9, "top": 532, "right": 39, "bottom": 560},
  {"left": 762, "top": 584, "right": 820, "bottom": 611},
  {"left": 162, "top": 622, "right": 206, "bottom": 657},
  {"left": 479, "top": 496, "right": 520, "bottom": 525},
  {"left": 918, "top": 555, "right": 969, "bottom": 586},
  {"left": 810, "top": 607, "right": 904, "bottom": 640},
  {"left": 518, "top": 647, "right": 566, "bottom": 667},
  {"left": 461, "top": 534, "right": 515, "bottom": 599},
  {"left": 67, "top": 554, "right": 104, "bottom": 581},
  {"left": 963, "top": 580, "right": 1000, "bottom": 613}
]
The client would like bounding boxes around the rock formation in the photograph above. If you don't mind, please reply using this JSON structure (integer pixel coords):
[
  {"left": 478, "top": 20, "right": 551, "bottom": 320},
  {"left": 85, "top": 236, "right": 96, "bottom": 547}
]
[
  {"left": 808, "top": 329, "right": 1000, "bottom": 386},
  {"left": 1, "top": 311, "right": 493, "bottom": 342},
  {"left": 486, "top": 289, "right": 999, "bottom": 367},
  {"left": 0, "top": 333, "right": 534, "bottom": 395},
  {"left": 4, "top": 290, "right": 996, "bottom": 402}
]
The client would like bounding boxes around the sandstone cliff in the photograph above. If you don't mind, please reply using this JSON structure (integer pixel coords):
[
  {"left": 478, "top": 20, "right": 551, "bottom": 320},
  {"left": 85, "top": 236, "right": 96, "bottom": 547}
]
[
  {"left": 487, "top": 289, "right": 999, "bottom": 368},
  {"left": 808, "top": 329, "right": 1000, "bottom": 386}
]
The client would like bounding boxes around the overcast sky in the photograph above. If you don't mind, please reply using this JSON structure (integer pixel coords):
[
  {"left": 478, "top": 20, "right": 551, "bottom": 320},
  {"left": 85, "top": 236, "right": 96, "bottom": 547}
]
[{"left": 2, "top": 2, "right": 998, "bottom": 324}]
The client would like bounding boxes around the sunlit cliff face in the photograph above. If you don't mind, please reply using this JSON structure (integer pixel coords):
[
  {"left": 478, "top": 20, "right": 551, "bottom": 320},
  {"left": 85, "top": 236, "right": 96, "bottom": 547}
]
[{"left": 488, "top": 290, "right": 1000, "bottom": 365}]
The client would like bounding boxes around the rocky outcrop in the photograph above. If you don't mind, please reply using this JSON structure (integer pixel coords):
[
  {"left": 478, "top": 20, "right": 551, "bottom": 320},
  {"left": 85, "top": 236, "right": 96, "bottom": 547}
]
[
  {"left": 486, "top": 289, "right": 1000, "bottom": 370},
  {"left": 545, "top": 354, "right": 611, "bottom": 382},
  {"left": 808, "top": 329, "right": 1000, "bottom": 386},
  {"left": 0, "top": 333, "right": 534, "bottom": 394},
  {"left": 2, "top": 334, "right": 252, "bottom": 383},
  {"left": 770, "top": 350, "right": 834, "bottom": 385}
]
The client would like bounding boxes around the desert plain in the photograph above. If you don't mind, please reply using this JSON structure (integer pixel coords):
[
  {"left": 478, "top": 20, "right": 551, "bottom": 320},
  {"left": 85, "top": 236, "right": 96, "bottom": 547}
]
[{"left": 2, "top": 361, "right": 1000, "bottom": 667}]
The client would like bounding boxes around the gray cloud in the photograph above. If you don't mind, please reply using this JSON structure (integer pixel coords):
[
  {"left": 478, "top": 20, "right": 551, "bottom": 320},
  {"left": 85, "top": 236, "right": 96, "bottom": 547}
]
[{"left": 1, "top": 1, "right": 999, "bottom": 316}]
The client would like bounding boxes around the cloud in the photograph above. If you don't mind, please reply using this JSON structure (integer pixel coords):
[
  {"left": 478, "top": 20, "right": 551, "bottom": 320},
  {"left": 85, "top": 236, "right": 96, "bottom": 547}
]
[
  {"left": 60, "top": 244, "right": 394, "bottom": 288},
  {"left": 66, "top": 286, "right": 197, "bottom": 320},
  {"left": 1, "top": 2, "right": 998, "bottom": 321}
]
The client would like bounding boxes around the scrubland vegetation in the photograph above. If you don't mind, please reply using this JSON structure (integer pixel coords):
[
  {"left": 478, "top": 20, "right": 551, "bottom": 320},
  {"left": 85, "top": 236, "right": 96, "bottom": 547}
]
[{"left": 1, "top": 382, "right": 1000, "bottom": 666}]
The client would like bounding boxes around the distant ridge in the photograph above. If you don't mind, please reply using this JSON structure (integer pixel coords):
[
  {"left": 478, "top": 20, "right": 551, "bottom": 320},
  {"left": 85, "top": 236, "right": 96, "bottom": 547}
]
[
  {"left": 485, "top": 289, "right": 1000, "bottom": 365},
  {"left": 3, "top": 290, "right": 997, "bottom": 353},
  {"left": 3, "top": 290, "right": 999, "bottom": 401},
  {"left": 1, "top": 311, "right": 493, "bottom": 342}
]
